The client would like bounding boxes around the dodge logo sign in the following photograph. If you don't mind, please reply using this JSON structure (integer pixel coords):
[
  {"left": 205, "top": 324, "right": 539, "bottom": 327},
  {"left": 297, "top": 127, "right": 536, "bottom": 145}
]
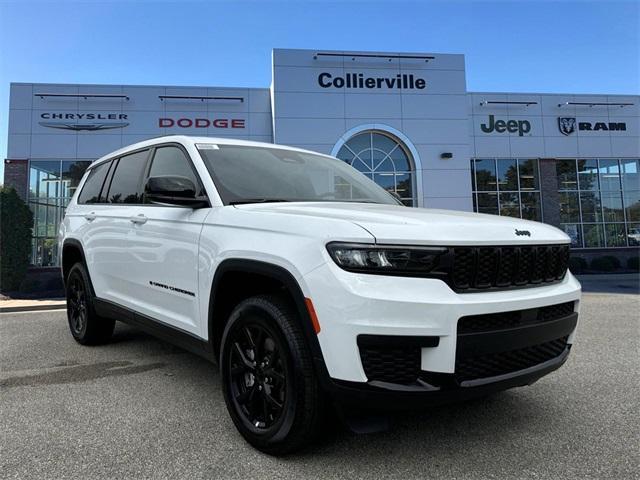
[{"left": 558, "top": 117, "right": 576, "bottom": 136}]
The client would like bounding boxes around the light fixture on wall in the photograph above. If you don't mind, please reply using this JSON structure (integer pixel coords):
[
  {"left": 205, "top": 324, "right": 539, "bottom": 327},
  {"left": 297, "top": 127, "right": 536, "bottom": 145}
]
[{"left": 441, "top": 152, "right": 453, "bottom": 159}]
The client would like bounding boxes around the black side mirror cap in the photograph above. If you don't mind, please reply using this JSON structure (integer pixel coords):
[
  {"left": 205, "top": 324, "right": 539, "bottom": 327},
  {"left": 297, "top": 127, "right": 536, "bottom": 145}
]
[{"left": 145, "top": 176, "right": 209, "bottom": 208}]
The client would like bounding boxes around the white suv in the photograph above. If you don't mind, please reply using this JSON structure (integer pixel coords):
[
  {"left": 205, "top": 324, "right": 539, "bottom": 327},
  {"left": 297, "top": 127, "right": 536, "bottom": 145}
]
[{"left": 59, "top": 135, "right": 581, "bottom": 454}]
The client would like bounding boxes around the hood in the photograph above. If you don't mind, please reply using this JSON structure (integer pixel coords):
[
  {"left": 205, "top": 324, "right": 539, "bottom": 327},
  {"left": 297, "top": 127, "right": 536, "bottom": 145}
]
[{"left": 234, "top": 202, "right": 570, "bottom": 246}]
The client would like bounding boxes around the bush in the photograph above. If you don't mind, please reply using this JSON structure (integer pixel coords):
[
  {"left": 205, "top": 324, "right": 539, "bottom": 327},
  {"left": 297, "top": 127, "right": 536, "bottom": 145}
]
[
  {"left": 569, "top": 256, "right": 588, "bottom": 274},
  {"left": 590, "top": 255, "right": 621, "bottom": 272},
  {"left": 0, "top": 187, "right": 34, "bottom": 292},
  {"left": 628, "top": 256, "right": 639, "bottom": 271}
]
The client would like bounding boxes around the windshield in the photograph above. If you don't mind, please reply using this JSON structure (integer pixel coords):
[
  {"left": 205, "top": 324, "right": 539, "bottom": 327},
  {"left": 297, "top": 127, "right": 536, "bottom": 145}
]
[{"left": 197, "top": 144, "right": 401, "bottom": 206}]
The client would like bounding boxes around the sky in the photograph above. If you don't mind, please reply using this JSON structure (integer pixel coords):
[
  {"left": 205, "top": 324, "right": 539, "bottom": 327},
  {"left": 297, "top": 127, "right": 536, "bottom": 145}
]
[{"left": 1, "top": 0, "right": 638, "bottom": 180}]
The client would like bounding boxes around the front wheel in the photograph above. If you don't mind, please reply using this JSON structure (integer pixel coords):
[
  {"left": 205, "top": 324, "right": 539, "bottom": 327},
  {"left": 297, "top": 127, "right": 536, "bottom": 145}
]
[
  {"left": 66, "top": 262, "right": 115, "bottom": 345},
  {"left": 220, "top": 295, "right": 323, "bottom": 455}
]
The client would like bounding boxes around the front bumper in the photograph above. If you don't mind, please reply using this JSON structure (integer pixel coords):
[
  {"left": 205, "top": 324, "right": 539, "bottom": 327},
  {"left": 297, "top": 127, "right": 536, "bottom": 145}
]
[
  {"left": 303, "top": 261, "right": 581, "bottom": 395},
  {"left": 326, "top": 347, "right": 571, "bottom": 410}
]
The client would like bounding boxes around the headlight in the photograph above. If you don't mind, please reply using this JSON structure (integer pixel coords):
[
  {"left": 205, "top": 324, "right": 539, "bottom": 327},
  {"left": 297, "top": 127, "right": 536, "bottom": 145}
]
[{"left": 326, "top": 242, "right": 448, "bottom": 276}]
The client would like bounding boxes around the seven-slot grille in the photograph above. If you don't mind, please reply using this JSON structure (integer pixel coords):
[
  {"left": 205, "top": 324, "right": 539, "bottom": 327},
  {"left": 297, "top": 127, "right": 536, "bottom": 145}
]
[{"left": 450, "top": 245, "right": 570, "bottom": 292}]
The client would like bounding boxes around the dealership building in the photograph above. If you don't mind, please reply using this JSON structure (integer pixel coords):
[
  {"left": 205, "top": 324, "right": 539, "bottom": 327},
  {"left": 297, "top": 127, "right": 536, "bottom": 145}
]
[{"left": 4, "top": 48, "right": 639, "bottom": 271}]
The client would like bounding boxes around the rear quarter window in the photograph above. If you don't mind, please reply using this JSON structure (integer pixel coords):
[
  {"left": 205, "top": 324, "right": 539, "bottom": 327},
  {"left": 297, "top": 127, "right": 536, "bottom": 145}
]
[
  {"left": 77, "top": 161, "right": 111, "bottom": 204},
  {"left": 105, "top": 150, "right": 150, "bottom": 204}
]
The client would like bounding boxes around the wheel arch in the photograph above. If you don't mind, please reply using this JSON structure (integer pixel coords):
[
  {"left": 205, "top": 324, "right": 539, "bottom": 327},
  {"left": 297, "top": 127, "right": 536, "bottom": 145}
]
[
  {"left": 208, "top": 259, "right": 327, "bottom": 374},
  {"left": 61, "top": 239, "right": 95, "bottom": 295}
]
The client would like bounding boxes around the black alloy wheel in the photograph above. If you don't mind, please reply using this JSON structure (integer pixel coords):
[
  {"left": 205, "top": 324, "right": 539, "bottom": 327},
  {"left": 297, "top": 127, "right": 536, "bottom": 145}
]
[
  {"left": 65, "top": 263, "right": 115, "bottom": 345},
  {"left": 227, "top": 322, "right": 288, "bottom": 431},
  {"left": 220, "top": 295, "right": 323, "bottom": 454},
  {"left": 67, "top": 273, "right": 88, "bottom": 336}
]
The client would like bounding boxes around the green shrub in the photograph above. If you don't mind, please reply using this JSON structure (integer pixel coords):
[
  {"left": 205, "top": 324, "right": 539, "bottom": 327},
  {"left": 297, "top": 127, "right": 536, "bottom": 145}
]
[
  {"left": 590, "top": 255, "right": 621, "bottom": 272},
  {"left": 0, "top": 187, "right": 34, "bottom": 292},
  {"left": 569, "top": 256, "right": 588, "bottom": 274},
  {"left": 627, "top": 256, "right": 640, "bottom": 271}
]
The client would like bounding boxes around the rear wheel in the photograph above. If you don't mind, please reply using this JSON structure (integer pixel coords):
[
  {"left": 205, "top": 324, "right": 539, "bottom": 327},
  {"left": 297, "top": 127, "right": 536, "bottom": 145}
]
[
  {"left": 66, "top": 263, "right": 115, "bottom": 345},
  {"left": 220, "top": 295, "right": 322, "bottom": 455}
]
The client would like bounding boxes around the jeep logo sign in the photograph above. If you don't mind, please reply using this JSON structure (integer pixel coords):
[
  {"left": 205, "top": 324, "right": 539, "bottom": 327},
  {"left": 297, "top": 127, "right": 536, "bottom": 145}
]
[{"left": 480, "top": 115, "right": 531, "bottom": 136}]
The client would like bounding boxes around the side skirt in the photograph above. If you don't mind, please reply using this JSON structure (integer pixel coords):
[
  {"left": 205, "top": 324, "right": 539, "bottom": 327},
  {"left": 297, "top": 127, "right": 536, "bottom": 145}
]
[{"left": 93, "top": 298, "right": 215, "bottom": 362}]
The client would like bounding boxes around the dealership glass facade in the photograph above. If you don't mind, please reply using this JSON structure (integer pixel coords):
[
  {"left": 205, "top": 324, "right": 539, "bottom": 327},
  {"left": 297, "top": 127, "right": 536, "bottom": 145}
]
[
  {"left": 336, "top": 131, "right": 415, "bottom": 206},
  {"left": 556, "top": 158, "right": 639, "bottom": 248},
  {"left": 471, "top": 157, "right": 640, "bottom": 248},
  {"left": 28, "top": 159, "right": 91, "bottom": 266},
  {"left": 471, "top": 158, "right": 543, "bottom": 222}
]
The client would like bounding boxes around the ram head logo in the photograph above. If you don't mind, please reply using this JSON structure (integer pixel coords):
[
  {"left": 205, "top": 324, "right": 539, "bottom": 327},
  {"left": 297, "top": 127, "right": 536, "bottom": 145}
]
[{"left": 558, "top": 117, "right": 576, "bottom": 136}]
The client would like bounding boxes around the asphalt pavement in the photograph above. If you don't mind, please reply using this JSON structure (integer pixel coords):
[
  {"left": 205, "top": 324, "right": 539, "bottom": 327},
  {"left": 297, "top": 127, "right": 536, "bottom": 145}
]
[{"left": 1, "top": 293, "right": 639, "bottom": 479}]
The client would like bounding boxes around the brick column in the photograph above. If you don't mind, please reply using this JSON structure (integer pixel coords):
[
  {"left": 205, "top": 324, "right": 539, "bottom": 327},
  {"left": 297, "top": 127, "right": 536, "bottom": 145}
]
[
  {"left": 3, "top": 159, "right": 29, "bottom": 201},
  {"left": 539, "top": 158, "right": 560, "bottom": 228}
]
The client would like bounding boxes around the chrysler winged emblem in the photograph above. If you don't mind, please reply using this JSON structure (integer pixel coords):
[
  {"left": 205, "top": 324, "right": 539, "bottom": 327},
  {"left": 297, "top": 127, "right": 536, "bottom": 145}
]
[
  {"left": 39, "top": 122, "right": 129, "bottom": 131},
  {"left": 558, "top": 117, "right": 576, "bottom": 136}
]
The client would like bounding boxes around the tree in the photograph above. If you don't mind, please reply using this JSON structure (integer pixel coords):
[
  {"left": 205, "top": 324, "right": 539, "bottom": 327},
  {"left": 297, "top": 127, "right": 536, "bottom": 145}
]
[{"left": 0, "top": 187, "right": 34, "bottom": 292}]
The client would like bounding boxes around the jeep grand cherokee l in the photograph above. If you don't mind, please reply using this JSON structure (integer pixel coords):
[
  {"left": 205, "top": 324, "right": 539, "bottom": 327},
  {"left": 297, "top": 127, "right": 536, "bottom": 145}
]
[{"left": 59, "top": 135, "right": 581, "bottom": 454}]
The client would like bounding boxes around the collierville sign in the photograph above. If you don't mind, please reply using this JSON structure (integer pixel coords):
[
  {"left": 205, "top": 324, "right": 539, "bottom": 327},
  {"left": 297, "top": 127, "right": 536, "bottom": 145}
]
[
  {"left": 318, "top": 72, "right": 426, "bottom": 90},
  {"left": 558, "top": 117, "right": 627, "bottom": 135}
]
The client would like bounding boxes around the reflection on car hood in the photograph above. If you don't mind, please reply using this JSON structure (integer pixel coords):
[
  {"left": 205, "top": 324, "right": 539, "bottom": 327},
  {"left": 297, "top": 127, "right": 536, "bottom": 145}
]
[{"left": 234, "top": 202, "right": 570, "bottom": 245}]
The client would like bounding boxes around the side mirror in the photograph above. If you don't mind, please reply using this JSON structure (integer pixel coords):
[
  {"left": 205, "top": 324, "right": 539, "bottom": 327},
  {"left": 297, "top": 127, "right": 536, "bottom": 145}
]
[{"left": 145, "top": 176, "right": 208, "bottom": 208}]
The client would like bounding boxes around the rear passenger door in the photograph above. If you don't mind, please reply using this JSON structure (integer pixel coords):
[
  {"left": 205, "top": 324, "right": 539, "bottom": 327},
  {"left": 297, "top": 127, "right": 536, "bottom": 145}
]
[
  {"left": 90, "top": 148, "right": 151, "bottom": 309},
  {"left": 125, "top": 144, "right": 209, "bottom": 335}
]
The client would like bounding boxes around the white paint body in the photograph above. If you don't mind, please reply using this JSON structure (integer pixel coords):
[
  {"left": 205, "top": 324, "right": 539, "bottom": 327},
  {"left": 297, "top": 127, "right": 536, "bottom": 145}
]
[{"left": 60, "top": 135, "right": 582, "bottom": 383}]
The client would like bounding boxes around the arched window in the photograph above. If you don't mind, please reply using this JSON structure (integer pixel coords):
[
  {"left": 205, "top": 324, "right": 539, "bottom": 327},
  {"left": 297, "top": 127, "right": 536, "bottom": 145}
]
[{"left": 335, "top": 131, "right": 415, "bottom": 206}]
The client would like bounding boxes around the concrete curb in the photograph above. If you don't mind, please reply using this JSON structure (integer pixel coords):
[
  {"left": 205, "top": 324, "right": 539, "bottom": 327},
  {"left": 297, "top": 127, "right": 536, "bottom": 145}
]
[{"left": 0, "top": 302, "right": 66, "bottom": 314}]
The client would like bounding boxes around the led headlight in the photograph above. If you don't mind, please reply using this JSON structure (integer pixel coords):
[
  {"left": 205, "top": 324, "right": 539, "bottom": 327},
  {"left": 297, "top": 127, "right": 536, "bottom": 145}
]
[{"left": 326, "top": 242, "right": 448, "bottom": 276}]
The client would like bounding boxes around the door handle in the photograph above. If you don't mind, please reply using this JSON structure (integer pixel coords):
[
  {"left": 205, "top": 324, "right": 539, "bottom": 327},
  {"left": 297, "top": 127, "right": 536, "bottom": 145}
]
[
  {"left": 130, "top": 214, "right": 148, "bottom": 225},
  {"left": 84, "top": 212, "right": 96, "bottom": 222}
]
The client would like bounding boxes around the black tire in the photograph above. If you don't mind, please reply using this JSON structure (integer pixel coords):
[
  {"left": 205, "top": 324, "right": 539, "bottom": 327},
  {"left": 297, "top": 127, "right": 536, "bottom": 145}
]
[
  {"left": 65, "top": 262, "right": 115, "bottom": 345},
  {"left": 220, "top": 294, "right": 322, "bottom": 455}
]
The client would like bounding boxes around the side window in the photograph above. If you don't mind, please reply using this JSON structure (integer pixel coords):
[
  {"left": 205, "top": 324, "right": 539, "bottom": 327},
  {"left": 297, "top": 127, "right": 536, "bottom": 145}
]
[
  {"left": 77, "top": 161, "right": 110, "bottom": 204},
  {"left": 105, "top": 150, "right": 149, "bottom": 204},
  {"left": 146, "top": 146, "right": 203, "bottom": 199}
]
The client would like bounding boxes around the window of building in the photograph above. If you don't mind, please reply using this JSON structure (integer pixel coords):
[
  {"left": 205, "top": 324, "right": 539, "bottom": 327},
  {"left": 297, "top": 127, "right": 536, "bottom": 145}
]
[
  {"left": 336, "top": 131, "right": 415, "bottom": 206},
  {"left": 556, "top": 158, "right": 639, "bottom": 248},
  {"left": 471, "top": 158, "right": 542, "bottom": 222},
  {"left": 28, "top": 159, "right": 92, "bottom": 266}
]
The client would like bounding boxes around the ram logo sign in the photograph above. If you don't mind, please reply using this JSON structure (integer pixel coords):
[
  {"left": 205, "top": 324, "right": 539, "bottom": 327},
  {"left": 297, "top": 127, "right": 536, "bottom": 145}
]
[{"left": 558, "top": 117, "right": 627, "bottom": 135}]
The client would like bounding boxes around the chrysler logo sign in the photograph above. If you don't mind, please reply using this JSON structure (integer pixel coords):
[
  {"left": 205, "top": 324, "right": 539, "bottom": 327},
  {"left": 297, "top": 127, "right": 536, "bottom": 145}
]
[
  {"left": 39, "top": 112, "right": 129, "bottom": 131},
  {"left": 558, "top": 117, "right": 627, "bottom": 135}
]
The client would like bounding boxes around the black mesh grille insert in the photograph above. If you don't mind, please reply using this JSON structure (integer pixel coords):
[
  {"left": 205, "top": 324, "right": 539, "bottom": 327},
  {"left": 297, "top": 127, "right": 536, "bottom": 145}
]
[
  {"left": 455, "top": 336, "right": 569, "bottom": 382},
  {"left": 359, "top": 346, "right": 421, "bottom": 385},
  {"left": 450, "top": 245, "right": 570, "bottom": 292},
  {"left": 458, "top": 301, "right": 575, "bottom": 334}
]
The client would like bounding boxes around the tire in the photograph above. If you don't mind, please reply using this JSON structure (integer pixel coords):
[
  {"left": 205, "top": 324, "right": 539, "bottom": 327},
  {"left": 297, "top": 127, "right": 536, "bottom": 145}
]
[
  {"left": 220, "top": 294, "right": 323, "bottom": 455},
  {"left": 65, "top": 262, "right": 115, "bottom": 345}
]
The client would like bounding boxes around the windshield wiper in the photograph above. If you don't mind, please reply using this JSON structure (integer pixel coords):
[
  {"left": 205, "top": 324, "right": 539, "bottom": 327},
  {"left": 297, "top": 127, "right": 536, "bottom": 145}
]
[{"left": 229, "top": 198, "right": 291, "bottom": 205}]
